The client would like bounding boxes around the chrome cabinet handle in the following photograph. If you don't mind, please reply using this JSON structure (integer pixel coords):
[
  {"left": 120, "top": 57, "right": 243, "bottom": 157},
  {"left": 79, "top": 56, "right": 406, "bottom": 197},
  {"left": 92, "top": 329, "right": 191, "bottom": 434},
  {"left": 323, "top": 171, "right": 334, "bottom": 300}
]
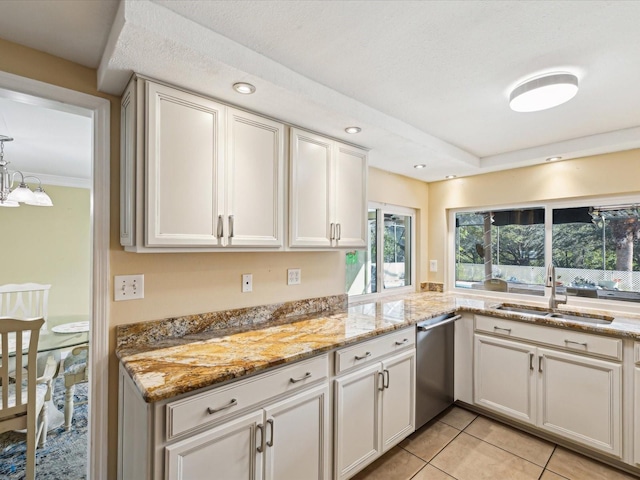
[
  {"left": 336, "top": 223, "right": 341, "bottom": 240},
  {"left": 290, "top": 372, "right": 312, "bottom": 384},
  {"left": 266, "top": 419, "right": 274, "bottom": 447},
  {"left": 229, "top": 214, "right": 234, "bottom": 238},
  {"left": 493, "top": 326, "right": 512, "bottom": 334},
  {"left": 538, "top": 356, "right": 543, "bottom": 373},
  {"left": 565, "top": 339, "right": 588, "bottom": 347},
  {"left": 383, "top": 369, "right": 390, "bottom": 389},
  {"left": 395, "top": 338, "right": 409, "bottom": 346},
  {"left": 257, "top": 423, "right": 265, "bottom": 453},
  {"left": 207, "top": 398, "right": 237, "bottom": 415},
  {"left": 529, "top": 353, "right": 534, "bottom": 371},
  {"left": 378, "top": 371, "right": 385, "bottom": 391},
  {"left": 355, "top": 351, "right": 371, "bottom": 360},
  {"left": 330, "top": 223, "right": 335, "bottom": 240},
  {"left": 217, "top": 215, "right": 223, "bottom": 238}
]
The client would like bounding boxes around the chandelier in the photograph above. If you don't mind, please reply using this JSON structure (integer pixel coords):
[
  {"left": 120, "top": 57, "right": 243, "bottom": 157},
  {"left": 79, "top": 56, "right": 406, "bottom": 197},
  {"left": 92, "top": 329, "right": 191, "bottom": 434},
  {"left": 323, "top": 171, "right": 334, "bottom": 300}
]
[{"left": 0, "top": 136, "right": 53, "bottom": 207}]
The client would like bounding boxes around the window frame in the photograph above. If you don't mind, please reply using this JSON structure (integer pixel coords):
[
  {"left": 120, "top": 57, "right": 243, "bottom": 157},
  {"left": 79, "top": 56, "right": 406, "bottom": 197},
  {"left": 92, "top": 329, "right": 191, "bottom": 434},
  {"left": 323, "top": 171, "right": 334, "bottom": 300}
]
[
  {"left": 348, "top": 202, "right": 416, "bottom": 301},
  {"left": 447, "top": 193, "right": 640, "bottom": 314}
]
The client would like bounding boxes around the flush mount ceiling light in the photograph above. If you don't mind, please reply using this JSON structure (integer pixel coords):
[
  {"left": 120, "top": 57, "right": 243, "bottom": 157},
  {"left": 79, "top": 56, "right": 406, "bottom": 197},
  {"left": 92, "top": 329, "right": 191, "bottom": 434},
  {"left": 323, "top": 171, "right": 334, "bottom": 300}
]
[
  {"left": 413, "top": 164, "right": 426, "bottom": 169},
  {"left": 345, "top": 126, "right": 361, "bottom": 134},
  {"left": 546, "top": 156, "right": 562, "bottom": 162},
  {"left": 233, "top": 82, "right": 256, "bottom": 95},
  {"left": 445, "top": 175, "right": 457, "bottom": 179},
  {"left": 509, "top": 73, "right": 579, "bottom": 112}
]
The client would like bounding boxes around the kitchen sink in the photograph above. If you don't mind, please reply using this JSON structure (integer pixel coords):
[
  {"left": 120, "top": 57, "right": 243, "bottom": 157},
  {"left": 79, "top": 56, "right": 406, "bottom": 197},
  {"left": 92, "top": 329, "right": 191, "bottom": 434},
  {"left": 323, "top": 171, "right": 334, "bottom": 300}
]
[{"left": 492, "top": 303, "right": 614, "bottom": 325}]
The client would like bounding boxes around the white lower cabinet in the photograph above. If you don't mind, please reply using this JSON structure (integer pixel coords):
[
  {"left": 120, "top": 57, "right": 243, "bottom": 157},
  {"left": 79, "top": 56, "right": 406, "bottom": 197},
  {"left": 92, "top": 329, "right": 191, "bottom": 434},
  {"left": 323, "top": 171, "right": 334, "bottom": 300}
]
[
  {"left": 474, "top": 332, "right": 622, "bottom": 457},
  {"left": 165, "top": 385, "right": 329, "bottom": 480},
  {"left": 334, "top": 348, "right": 415, "bottom": 480}
]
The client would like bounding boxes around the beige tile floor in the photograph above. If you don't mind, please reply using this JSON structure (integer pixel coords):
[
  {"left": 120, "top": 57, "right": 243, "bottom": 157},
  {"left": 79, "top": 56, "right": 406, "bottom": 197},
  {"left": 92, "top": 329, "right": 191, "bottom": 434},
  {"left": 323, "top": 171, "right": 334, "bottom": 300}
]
[{"left": 352, "top": 406, "right": 639, "bottom": 480}]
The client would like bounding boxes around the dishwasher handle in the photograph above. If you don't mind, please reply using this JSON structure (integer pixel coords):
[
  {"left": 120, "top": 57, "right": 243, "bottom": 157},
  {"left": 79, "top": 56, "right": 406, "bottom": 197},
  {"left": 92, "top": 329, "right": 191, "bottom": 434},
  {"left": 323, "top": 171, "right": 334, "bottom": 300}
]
[{"left": 417, "top": 315, "right": 461, "bottom": 332}]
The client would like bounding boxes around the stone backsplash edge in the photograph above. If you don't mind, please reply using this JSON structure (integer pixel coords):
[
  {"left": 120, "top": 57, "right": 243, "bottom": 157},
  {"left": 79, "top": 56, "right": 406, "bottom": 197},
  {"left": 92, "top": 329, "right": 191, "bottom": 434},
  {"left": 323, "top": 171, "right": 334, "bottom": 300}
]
[{"left": 116, "top": 294, "right": 348, "bottom": 350}]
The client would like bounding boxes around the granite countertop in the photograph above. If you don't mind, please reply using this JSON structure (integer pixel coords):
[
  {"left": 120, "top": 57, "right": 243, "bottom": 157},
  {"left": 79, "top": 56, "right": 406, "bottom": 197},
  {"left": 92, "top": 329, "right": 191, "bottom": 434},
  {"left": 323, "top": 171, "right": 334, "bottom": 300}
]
[{"left": 116, "top": 292, "right": 640, "bottom": 403}]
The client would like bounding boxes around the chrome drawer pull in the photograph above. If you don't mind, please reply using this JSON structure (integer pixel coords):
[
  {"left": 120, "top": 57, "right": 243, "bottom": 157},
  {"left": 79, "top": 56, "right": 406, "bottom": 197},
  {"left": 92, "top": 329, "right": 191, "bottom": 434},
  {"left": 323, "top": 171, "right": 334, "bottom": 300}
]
[
  {"left": 330, "top": 223, "right": 335, "bottom": 240},
  {"left": 355, "top": 351, "right": 371, "bottom": 360},
  {"left": 336, "top": 223, "right": 341, "bottom": 240},
  {"left": 257, "top": 423, "right": 265, "bottom": 453},
  {"left": 493, "top": 326, "right": 512, "bottom": 334},
  {"left": 383, "top": 369, "right": 390, "bottom": 389},
  {"left": 378, "top": 371, "right": 385, "bottom": 391},
  {"left": 395, "top": 339, "right": 409, "bottom": 345},
  {"left": 229, "top": 215, "right": 235, "bottom": 238},
  {"left": 266, "top": 419, "right": 274, "bottom": 447},
  {"left": 538, "top": 356, "right": 543, "bottom": 373},
  {"left": 290, "top": 372, "right": 312, "bottom": 383},
  {"left": 217, "top": 215, "right": 224, "bottom": 238},
  {"left": 207, "top": 398, "right": 237, "bottom": 415},
  {"left": 565, "top": 339, "right": 588, "bottom": 347}
]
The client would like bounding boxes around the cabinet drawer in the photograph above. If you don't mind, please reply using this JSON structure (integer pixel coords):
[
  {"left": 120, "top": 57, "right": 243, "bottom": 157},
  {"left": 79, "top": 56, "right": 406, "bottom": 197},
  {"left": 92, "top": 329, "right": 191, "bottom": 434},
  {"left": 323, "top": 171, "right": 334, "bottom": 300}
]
[
  {"left": 475, "top": 315, "right": 622, "bottom": 361},
  {"left": 335, "top": 327, "right": 415, "bottom": 375},
  {"left": 166, "top": 353, "right": 328, "bottom": 440}
]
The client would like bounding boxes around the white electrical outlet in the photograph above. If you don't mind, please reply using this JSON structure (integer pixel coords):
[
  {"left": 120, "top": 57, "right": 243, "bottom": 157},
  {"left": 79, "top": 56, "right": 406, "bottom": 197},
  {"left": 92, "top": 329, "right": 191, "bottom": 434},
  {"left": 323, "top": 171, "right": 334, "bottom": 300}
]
[
  {"left": 242, "top": 274, "right": 253, "bottom": 293},
  {"left": 429, "top": 260, "right": 438, "bottom": 272},
  {"left": 114, "top": 274, "right": 145, "bottom": 301},
  {"left": 288, "top": 268, "right": 301, "bottom": 285}
]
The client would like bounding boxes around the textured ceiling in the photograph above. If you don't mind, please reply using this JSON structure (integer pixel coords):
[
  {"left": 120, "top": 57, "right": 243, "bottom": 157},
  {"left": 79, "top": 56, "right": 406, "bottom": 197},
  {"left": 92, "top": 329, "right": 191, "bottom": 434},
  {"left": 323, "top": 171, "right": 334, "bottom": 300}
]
[{"left": 0, "top": 0, "right": 639, "bottom": 182}]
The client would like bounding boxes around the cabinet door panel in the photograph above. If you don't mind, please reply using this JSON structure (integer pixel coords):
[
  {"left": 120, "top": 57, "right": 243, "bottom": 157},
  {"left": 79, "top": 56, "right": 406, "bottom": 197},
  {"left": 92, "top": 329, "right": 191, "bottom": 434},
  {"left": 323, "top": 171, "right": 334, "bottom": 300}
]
[
  {"left": 146, "top": 83, "right": 224, "bottom": 246},
  {"left": 165, "top": 410, "right": 263, "bottom": 480},
  {"left": 227, "top": 109, "right": 284, "bottom": 247},
  {"left": 334, "top": 363, "right": 381, "bottom": 480},
  {"left": 289, "top": 128, "right": 332, "bottom": 247},
  {"left": 334, "top": 143, "right": 367, "bottom": 247},
  {"left": 264, "top": 384, "right": 329, "bottom": 480},
  {"left": 474, "top": 335, "right": 536, "bottom": 425},
  {"left": 381, "top": 350, "right": 415, "bottom": 451},
  {"left": 538, "top": 348, "right": 621, "bottom": 457}
]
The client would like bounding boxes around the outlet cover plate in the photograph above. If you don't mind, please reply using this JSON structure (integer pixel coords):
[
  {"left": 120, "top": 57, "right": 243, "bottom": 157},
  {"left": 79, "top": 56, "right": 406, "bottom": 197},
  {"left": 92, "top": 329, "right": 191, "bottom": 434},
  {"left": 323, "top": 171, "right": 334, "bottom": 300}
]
[
  {"left": 242, "top": 274, "right": 253, "bottom": 293},
  {"left": 288, "top": 268, "right": 301, "bottom": 285}
]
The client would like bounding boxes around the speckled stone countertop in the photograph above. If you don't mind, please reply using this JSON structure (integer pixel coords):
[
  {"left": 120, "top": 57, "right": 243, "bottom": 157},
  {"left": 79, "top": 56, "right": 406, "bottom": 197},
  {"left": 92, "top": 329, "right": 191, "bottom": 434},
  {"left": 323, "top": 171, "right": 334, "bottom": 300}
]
[{"left": 116, "top": 292, "right": 640, "bottom": 403}]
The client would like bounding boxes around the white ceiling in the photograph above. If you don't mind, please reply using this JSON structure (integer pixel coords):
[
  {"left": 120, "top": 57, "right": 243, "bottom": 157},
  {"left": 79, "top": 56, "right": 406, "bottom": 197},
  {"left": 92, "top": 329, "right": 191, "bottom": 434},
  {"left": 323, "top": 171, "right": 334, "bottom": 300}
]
[{"left": 0, "top": 0, "right": 639, "bottom": 182}]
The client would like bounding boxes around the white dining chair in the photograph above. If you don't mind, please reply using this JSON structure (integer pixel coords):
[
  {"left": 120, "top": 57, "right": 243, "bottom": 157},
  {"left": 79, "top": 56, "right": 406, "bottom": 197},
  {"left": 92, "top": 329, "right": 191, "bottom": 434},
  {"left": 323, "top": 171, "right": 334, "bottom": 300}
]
[
  {"left": 0, "top": 317, "right": 55, "bottom": 480},
  {"left": 0, "top": 283, "right": 51, "bottom": 330}
]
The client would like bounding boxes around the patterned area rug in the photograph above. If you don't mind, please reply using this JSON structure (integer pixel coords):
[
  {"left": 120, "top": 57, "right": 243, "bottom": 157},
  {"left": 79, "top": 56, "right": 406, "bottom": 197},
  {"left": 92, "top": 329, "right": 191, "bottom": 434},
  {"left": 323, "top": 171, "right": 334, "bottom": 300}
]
[{"left": 0, "top": 376, "right": 87, "bottom": 479}]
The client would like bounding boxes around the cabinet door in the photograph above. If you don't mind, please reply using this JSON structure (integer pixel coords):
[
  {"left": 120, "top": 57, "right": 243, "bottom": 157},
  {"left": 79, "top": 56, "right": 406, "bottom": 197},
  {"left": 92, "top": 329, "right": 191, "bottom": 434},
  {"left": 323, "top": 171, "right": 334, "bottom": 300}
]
[
  {"left": 165, "top": 410, "right": 263, "bottom": 480},
  {"left": 334, "top": 363, "right": 381, "bottom": 480},
  {"left": 381, "top": 349, "right": 415, "bottom": 452},
  {"left": 289, "top": 128, "right": 333, "bottom": 247},
  {"left": 333, "top": 142, "right": 367, "bottom": 247},
  {"left": 146, "top": 82, "right": 225, "bottom": 246},
  {"left": 474, "top": 334, "right": 536, "bottom": 425},
  {"left": 120, "top": 79, "right": 136, "bottom": 247},
  {"left": 538, "top": 348, "right": 622, "bottom": 457},
  {"left": 226, "top": 108, "right": 284, "bottom": 247},
  {"left": 263, "top": 384, "right": 330, "bottom": 480}
]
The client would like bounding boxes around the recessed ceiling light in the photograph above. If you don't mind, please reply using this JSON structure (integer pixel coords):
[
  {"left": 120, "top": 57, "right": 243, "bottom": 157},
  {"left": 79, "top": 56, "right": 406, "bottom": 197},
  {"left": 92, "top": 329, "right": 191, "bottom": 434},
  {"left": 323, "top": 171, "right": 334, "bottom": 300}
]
[
  {"left": 509, "top": 73, "right": 578, "bottom": 112},
  {"left": 546, "top": 156, "right": 562, "bottom": 162},
  {"left": 445, "top": 175, "right": 457, "bottom": 179},
  {"left": 233, "top": 82, "right": 256, "bottom": 95},
  {"left": 414, "top": 164, "right": 426, "bottom": 169},
  {"left": 345, "top": 126, "right": 361, "bottom": 134}
]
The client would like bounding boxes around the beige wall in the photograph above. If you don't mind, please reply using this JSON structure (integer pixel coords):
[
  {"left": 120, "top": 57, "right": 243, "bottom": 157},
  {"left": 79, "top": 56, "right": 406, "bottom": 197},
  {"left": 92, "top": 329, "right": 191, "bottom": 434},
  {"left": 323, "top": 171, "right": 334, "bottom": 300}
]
[
  {"left": 368, "top": 167, "right": 430, "bottom": 284},
  {"left": 427, "top": 149, "right": 640, "bottom": 284},
  {"left": 0, "top": 185, "right": 91, "bottom": 316}
]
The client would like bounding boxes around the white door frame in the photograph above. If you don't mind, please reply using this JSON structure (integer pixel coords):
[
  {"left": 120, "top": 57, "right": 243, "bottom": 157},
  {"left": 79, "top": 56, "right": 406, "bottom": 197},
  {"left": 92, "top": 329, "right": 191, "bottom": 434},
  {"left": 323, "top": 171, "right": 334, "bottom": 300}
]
[{"left": 0, "top": 71, "right": 110, "bottom": 479}]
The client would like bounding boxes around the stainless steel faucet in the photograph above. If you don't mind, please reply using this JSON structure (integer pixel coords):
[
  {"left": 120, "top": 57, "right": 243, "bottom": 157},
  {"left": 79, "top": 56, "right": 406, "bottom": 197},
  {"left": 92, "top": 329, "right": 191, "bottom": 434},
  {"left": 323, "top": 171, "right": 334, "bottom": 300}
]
[{"left": 546, "top": 263, "right": 567, "bottom": 309}]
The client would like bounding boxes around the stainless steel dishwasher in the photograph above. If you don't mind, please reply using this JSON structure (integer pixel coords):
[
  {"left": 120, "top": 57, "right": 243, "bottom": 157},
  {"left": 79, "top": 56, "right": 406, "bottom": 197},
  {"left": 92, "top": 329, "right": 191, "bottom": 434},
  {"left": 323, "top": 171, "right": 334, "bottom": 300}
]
[{"left": 415, "top": 313, "right": 460, "bottom": 429}]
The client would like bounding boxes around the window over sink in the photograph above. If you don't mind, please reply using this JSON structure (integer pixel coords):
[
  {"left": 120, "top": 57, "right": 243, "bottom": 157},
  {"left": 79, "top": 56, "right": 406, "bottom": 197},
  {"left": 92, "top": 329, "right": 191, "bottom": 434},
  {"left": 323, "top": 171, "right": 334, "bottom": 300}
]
[{"left": 452, "top": 199, "right": 640, "bottom": 304}]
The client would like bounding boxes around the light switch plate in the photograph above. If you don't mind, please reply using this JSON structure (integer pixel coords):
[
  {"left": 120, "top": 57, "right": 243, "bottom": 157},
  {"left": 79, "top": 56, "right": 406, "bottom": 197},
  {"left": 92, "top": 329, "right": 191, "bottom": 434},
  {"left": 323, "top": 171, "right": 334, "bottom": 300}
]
[
  {"left": 429, "top": 260, "right": 438, "bottom": 272},
  {"left": 114, "top": 274, "right": 144, "bottom": 301}
]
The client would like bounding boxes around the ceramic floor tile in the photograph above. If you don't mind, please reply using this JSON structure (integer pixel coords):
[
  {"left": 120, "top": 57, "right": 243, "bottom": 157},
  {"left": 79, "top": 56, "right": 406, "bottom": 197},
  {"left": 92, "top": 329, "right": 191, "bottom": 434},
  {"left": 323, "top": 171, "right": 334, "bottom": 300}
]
[
  {"left": 430, "top": 432, "right": 543, "bottom": 480},
  {"left": 411, "top": 464, "right": 456, "bottom": 480},
  {"left": 546, "top": 447, "right": 637, "bottom": 480},
  {"left": 351, "top": 446, "right": 426, "bottom": 480},
  {"left": 464, "top": 415, "right": 554, "bottom": 466},
  {"left": 540, "top": 471, "right": 569, "bottom": 480},
  {"left": 400, "top": 420, "right": 460, "bottom": 462},
  {"left": 437, "top": 406, "right": 477, "bottom": 430}
]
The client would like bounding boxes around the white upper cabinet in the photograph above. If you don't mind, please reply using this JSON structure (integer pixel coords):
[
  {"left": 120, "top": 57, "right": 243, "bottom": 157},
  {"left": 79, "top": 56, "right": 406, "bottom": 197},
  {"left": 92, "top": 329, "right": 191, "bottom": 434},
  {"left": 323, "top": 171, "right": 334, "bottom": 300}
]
[
  {"left": 120, "top": 76, "right": 285, "bottom": 252},
  {"left": 289, "top": 128, "right": 367, "bottom": 249},
  {"left": 145, "top": 81, "right": 225, "bottom": 247}
]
